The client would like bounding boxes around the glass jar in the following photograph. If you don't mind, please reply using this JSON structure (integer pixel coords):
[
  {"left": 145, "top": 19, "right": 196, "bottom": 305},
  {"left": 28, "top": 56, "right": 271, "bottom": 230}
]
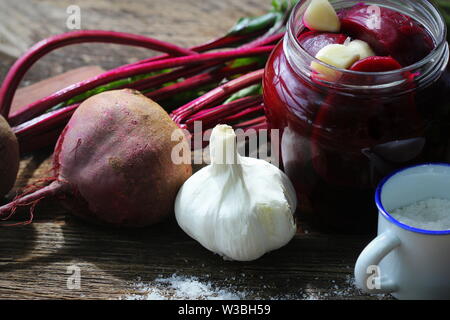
[{"left": 263, "top": 0, "right": 450, "bottom": 234}]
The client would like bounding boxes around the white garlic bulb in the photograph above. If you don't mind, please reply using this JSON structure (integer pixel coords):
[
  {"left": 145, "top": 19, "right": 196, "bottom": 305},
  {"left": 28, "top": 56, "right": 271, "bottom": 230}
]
[{"left": 175, "top": 125, "right": 297, "bottom": 261}]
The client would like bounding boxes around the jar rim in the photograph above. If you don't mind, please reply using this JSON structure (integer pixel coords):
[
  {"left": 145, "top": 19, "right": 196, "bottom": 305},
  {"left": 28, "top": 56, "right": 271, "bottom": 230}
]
[{"left": 287, "top": 0, "right": 448, "bottom": 78}]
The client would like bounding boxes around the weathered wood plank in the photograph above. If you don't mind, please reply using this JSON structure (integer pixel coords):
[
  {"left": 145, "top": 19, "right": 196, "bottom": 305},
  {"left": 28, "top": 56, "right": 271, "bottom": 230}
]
[
  {"left": 0, "top": 217, "right": 382, "bottom": 300},
  {"left": 0, "top": 150, "right": 389, "bottom": 300}
]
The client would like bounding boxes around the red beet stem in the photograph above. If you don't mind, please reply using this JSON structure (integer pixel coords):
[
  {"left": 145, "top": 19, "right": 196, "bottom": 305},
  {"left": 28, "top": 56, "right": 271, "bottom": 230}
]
[
  {"left": 11, "top": 31, "right": 279, "bottom": 151},
  {"left": 150, "top": 32, "right": 281, "bottom": 95},
  {"left": 241, "top": 120, "right": 268, "bottom": 132},
  {"left": 0, "top": 30, "right": 198, "bottom": 119},
  {"left": 8, "top": 30, "right": 278, "bottom": 129},
  {"left": 241, "top": 32, "right": 284, "bottom": 49},
  {"left": 234, "top": 115, "right": 267, "bottom": 128},
  {"left": 13, "top": 64, "right": 260, "bottom": 143},
  {"left": 185, "top": 96, "right": 262, "bottom": 121},
  {"left": 127, "top": 62, "right": 221, "bottom": 92},
  {"left": 13, "top": 104, "right": 78, "bottom": 139},
  {"left": 183, "top": 96, "right": 263, "bottom": 129},
  {"left": 126, "top": 30, "right": 270, "bottom": 68},
  {"left": 1, "top": 30, "right": 260, "bottom": 122},
  {"left": 12, "top": 104, "right": 78, "bottom": 154},
  {"left": 121, "top": 31, "right": 281, "bottom": 85},
  {"left": 192, "top": 31, "right": 267, "bottom": 52},
  {"left": 171, "top": 69, "right": 264, "bottom": 123},
  {"left": 191, "top": 104, "right": 264, "bottom": 132},
  {"left": 0, "top": 180, "right": 67, "bottom": 224},
  {"left": 146, "top": 63, "right": 260, "bottom": 102},
  {"left": 222, "top": 104, "right": 264, "bottom": 123},
  {"left": 8, "top": 46, "right": 273, "bottom": 126}
]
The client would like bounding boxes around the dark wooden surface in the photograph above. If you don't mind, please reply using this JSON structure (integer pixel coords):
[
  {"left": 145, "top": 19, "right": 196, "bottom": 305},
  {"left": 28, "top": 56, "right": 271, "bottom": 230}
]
[{"left": 0, "top": 0, "right": 390, "bottom": 300}]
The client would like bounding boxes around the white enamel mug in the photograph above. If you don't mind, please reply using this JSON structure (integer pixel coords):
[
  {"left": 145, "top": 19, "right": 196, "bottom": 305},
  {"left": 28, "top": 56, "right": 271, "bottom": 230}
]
[{"left": 355, "top": 163, "right": 450, "bottom": 300}]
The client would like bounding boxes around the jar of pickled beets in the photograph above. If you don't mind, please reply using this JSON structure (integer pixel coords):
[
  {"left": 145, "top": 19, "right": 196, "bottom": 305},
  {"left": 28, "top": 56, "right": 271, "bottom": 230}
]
[{"left": 263, "top": 0, "right": 450, "bottom": 234}]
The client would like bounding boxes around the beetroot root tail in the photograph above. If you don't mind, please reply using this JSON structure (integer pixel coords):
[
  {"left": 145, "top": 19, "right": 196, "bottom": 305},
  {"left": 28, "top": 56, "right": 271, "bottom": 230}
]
[{"left": 0, "top": 179, "right": 66, "bottom": 226}]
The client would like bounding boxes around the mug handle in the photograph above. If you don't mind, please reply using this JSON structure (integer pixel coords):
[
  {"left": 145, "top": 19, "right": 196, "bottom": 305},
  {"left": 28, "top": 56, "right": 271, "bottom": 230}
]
[{"left": 354, "top": 230, "right": 401, "bottom": 294}]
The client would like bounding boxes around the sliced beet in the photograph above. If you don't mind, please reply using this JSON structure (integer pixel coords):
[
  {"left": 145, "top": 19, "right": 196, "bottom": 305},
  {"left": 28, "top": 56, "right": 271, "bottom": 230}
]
[
  {"left": 350, "top": 56, "right": 402, "bottom": 72},
  {"left": 339, "top": 5, "right": 434, "bottom": 66},
  {"left": 298, "top": 31, "right": 348, "bottom": 57},
  {"left": 309, "top": 95, "right": 378, "bottom": 188},
  {"left": 309, "top": 76, "right": 424, "bottom": 187}
]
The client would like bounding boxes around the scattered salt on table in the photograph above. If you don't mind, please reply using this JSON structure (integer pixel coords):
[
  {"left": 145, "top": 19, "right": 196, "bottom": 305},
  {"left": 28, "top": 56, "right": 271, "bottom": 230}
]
[
  {"left": 122, "top": 273, "right": 385, "bottom": 300},
  {"left": 124, "top": 274, "right": 247, "bottom": 300}
]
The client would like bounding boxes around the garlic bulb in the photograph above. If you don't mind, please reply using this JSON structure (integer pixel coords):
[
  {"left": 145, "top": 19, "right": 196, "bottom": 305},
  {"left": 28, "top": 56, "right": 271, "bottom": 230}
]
[{"left": 175, "top": 125, "right": 297, "bottom": 261}]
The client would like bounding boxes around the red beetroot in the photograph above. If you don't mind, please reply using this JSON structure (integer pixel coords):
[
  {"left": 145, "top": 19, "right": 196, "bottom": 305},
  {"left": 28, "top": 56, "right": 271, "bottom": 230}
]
[
  {"left": 0, "top": 89, "right": 192, "bottom": 227},
  {"left": 350, "top": 56, "right": 402, "bottom": 72},
  {"left": 339, "top": 4, "right": 434, "bottom": 66},
  {"left": 298, "top": 31, "right": 348, "bottom": 56},
  {"left": 0, "top": 115, "right": 19, "bottom": 197}
]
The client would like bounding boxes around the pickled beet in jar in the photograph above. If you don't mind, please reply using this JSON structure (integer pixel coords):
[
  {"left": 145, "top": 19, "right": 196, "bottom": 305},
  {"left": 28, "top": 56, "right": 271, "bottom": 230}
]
[{"left": 263, "top": 0, "right": 450, "bottom": 234}]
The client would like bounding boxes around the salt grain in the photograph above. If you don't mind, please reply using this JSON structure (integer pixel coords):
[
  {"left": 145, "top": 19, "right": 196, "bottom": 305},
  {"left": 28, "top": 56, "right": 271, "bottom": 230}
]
[
  {"left": 122, "top": 274, "right": 386, "bottom": 300},
  {"left": 390, "top": 198, "right": 450, "bottom": 231},
  {"left": 124, "top": 274, "right": 247, "bottom": 300}
]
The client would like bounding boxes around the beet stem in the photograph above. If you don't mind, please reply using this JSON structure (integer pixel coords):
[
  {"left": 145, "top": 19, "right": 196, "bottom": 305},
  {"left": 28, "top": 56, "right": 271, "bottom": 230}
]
[
  {"left": 125, "top": 30, "right": 271, "bottom": 68},
  {"left": 10, "top": 30, "right": 280, "bottom": 151},
  {"left": 171, "top": 69, "right": 264, "bottom": 123},
  {"left": 13, "top": 104, "right": 78, "bottom": 139},
  {"left": 0, "top": 30, "right": 199, "bottom": 119},
  {"left": 222, "top": 104, "right": 264, "bottom": 123},
  {"left": 146, "top": 63, "right": 260, "bottom": 102},
  {"left": 183, "top": 96, "right": 263, "bottom": 129},
  {"left": 126, "top": 63, "right": 221, "bottom": 92},
  {"left": 119, "top": 31, "right": 281, "bottom": 92},
  {"left": 8, "top": 46, "right": 273, "bottom": 126},
  {"left": 13, "top": 64, "right": 260, "bottom": 142},
  {"left": 240, "top": 32, "right": 284, "bottom": 49},
  {"left": 234, "top": 115, "right": 267, "bottom": 128}
]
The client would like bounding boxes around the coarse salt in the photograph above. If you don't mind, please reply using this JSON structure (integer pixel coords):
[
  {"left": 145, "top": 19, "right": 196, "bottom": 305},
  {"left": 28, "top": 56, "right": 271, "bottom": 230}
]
[
  {"left": 122, "top": 273, "right": 382, "bottom": 300},
  {"left": 390, "top": 198, "right": 450, "bottom": 231},
  {"left": 124, "top": 274, "right": 247, "bottom": 300}
]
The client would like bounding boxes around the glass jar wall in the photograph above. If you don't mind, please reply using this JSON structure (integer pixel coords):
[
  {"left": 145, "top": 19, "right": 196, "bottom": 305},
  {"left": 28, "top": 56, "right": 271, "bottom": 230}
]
[{"left": 263, "top": 0, "right": 450, "bottom": 233}]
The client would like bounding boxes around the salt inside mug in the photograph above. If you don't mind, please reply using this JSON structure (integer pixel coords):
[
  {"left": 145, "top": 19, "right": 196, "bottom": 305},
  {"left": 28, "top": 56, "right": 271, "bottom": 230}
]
[
  {"left": 355, "top": 163, "right": 450, "bottom": 300},
  {"left": 390, "top": 198, "right": 450, "bottom": 231}
]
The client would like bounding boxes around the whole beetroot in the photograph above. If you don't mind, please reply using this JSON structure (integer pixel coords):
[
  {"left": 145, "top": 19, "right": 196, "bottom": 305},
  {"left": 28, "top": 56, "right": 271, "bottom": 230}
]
[
  {"left": 0, "top": 115, "right": 19, "bottom": 198},
  {"left": 0, "top": 89, "right": 192, "bottom": 227}
]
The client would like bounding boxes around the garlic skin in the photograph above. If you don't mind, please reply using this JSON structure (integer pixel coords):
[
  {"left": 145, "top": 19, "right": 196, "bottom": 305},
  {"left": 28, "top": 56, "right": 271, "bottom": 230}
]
[{"left": 175, "top": 125, "right": 297, "bottom": 262}]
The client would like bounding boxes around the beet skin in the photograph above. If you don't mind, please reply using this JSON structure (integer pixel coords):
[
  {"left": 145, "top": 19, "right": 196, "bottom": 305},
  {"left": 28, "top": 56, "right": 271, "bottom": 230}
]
[{"left": 0, "top": 115, "right": 19, "bottom": 198}]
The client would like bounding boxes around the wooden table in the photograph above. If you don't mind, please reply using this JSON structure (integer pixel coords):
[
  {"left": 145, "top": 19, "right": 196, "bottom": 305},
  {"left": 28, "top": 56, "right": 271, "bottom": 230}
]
[{"left": 0, "top": 0, "right": 390, "bottom": 300}]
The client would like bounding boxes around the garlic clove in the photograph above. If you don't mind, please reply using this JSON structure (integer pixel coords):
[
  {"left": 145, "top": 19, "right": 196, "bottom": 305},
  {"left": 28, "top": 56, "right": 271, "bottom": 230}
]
[
  {"left": 346, "top": 39, "right": 376, "bottom": 60},
  {"left": 303, "top": 0, "right": 341, "bottom": 32},
  {"left": 314, "top": 44, "right": 361, "bottom": 69},
  {"left": 311, "top": 43, "right": 360, "bottom": 80}
]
